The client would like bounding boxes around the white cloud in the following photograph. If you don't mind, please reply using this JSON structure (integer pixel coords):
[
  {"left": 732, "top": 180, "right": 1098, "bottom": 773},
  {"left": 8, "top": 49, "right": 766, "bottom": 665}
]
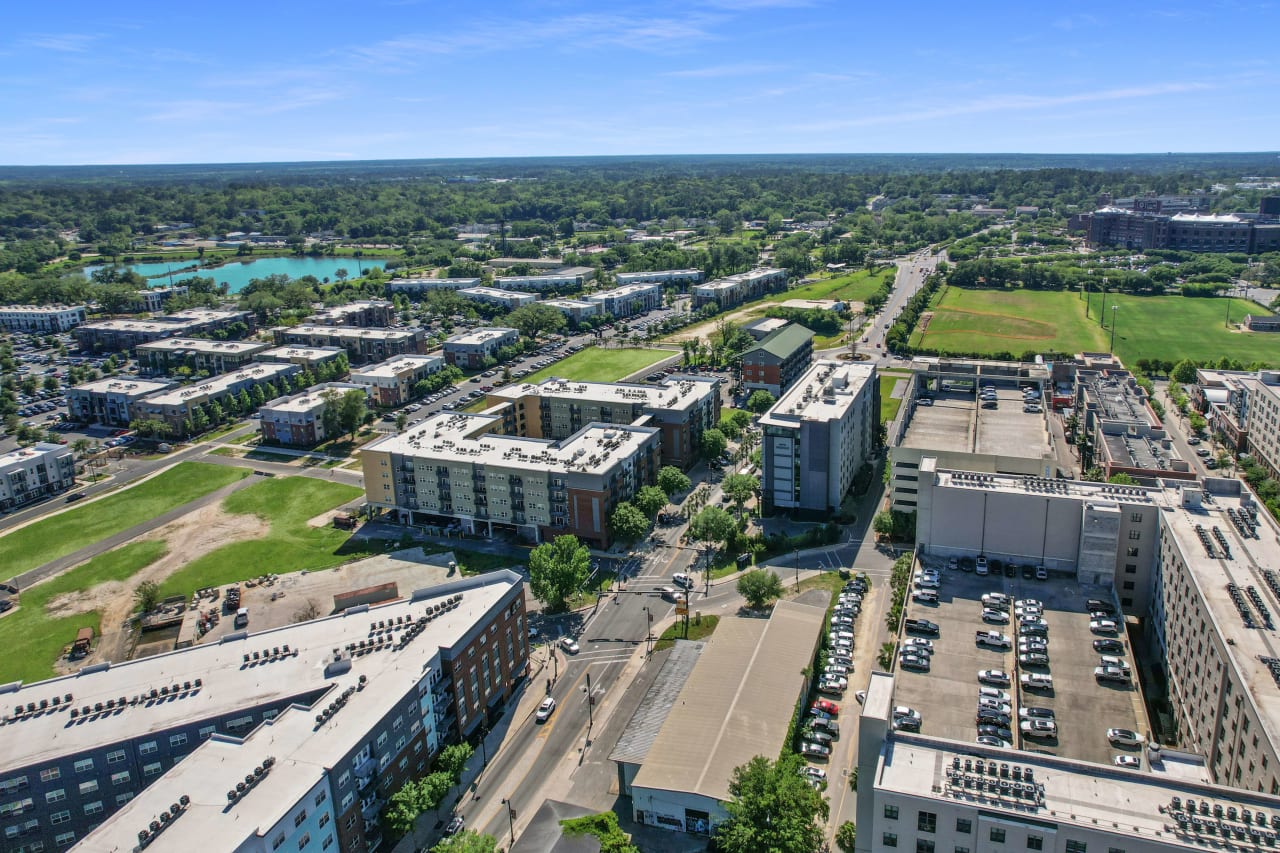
[
  {"left": 21, "top": 33, "right": 100, "bottom": 53},
  {"left": 664, "top": 62, "right": 782, "bottom": 78}
]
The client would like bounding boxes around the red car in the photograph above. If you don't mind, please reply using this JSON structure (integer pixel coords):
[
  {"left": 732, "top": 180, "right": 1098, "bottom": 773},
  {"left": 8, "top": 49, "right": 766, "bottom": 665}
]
[{"left": 811, "top": 699, "right": 840, "bottom": 716}]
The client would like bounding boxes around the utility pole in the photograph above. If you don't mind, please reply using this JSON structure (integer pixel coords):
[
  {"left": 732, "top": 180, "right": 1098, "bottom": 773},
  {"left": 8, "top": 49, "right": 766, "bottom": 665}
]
[
  {"left": 1109, "top": 305, "right": 1118, "bottom": 353},
  {"left": 794, "top": 548, "right": 800, "bottom": 591},
  {"left": 584, "top": 671, "right": 594, "bottom": 728}
]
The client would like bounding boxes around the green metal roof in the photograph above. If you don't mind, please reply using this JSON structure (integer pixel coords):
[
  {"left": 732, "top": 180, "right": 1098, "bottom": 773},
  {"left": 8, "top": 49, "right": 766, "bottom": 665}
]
[{"left": 743, "top": 323, "right": 814, "bottom": 361}]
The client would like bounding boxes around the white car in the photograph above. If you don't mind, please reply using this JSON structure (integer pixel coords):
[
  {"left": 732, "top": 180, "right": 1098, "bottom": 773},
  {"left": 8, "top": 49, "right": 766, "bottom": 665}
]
[
  {"left": 535, "top": 697, "right": 557, "bottom": 722},
  {"left": 982, "top": 608, "right": 1010, "bottom": 624},
  {"left": 978, "top": 687, "right": 1010, "bottom": 703},
  {"left": 801, "top": 765, "right": 827, "bottom": 783},
  {"left": 1015, "top": 598, "right": 1043, "bottom": 609},
  {"left": 1090, "top": 619, "right": 1119, "bottom": 634},
  {"left": 1107, "top": 728, "right": 1143, "bottom": 746},
  {"left": 855, "top": 690, "right": 867, "bottom": 704},
  {"left": 1021, "top": 672, "right": 1054, "bottom": 690},
  {"left": 912, "top": 590, "right": 938, "bottom": 603},
  {"left": 824, "top": 663, "right": 851, "bottom": 676},
  {"left": 1114, "top": 755, "right": 1141, "bottom": 769},
  {"left": 915, "top": 576, "right": 941, "bottom": 590},
  {"left": 560, "top": 637, "right": 580, "bottom": 654},
  {"left": 979, "top": 669, "right": 1011, "bottom": 686},
  {"left": 982, "top": 593, "right": 1010, "bottom": 608},
  {"left": 977, "top": 700, "right": 1012, "bottom": 716},
  {"left": 903, "top": 638, "right": 934, "bottom": 652},
  {"left": 1021, "top": 718, "right": 1058, "bottom": 738}
]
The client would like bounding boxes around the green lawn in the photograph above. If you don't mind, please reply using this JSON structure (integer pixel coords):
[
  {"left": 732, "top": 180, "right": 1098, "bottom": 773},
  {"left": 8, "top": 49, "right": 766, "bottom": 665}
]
[
  {"left": 522, "top": 347, "right": 673, "bottom": 383},
  {"left": 911, "top": 287, "right": 1277, "bottom": 366},
  {"left": 879, "top": 375, "right": 903, "bottom": 423},
  {"left": 767, "top": 269, "right": 894, "bottom": 305},
  {"left": 653, "top": 614, "right": 719, "bottom": 650},
  {"left": 0, "top": 462, "right": 249, "bottom": 578},
  {"left": 0, "top": 540, "right": 168, "bottom": 684},
  {"left": 421, "top": 544, "right": 525, "bottom": 575},
  {"left": 157, "top": 477, "right": 363, "bottom": 598}
]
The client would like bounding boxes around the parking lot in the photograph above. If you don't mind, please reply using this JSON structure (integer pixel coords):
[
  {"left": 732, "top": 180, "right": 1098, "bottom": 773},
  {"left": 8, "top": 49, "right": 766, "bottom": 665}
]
[{"left": 893, "top": 557, "right": 1149, "bottom": 768}]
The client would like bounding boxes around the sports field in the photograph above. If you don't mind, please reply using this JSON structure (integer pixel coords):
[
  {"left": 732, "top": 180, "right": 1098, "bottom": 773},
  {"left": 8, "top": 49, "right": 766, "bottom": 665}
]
[
  {"left": 523, "top": 347, "right": 673, "bottom": 383},
  {"left": 0, "top": 462, "right": 249, "bottom": 578},
  {"left": 766, "top": 268, "right": 894, "bottom": 305},
  {"left": 911, "top": 287, "right": 1278, "bottom": 366}
]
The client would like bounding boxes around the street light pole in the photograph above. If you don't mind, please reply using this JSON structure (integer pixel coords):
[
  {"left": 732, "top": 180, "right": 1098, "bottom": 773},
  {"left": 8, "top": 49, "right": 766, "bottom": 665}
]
[
  {"left": 794, "top": 548, "right": 800, "bottom": 591},
  {"left": 584, "top": 671, "right": 594, "bottom": 728},
  {"left": 501, "top": 798, "right": 516, "bottom": 846},
  {"left": 1109, "top": 305, "right": 1118, "bottom": 353}
]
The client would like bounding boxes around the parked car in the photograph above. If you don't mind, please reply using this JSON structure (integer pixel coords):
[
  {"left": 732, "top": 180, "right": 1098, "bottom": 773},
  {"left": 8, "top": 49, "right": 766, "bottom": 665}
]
[
  {"left": 1114, "top": 755, "right": 1141, "bottom": 768},
  {"left": 560, "top": 637, "right": 580, "bottom": 654},
  {"left": 1107, "top": 728, "right": 1143, "bottom": 746},
  {"left": 811, "top": 699, "right": 839, "bottom": 716},
  {"left": 982, "top": 608, "right": 1010, "bottom": 624},
  {"left": 1090, "top": 619, "right": 1119, "bottom": 634},
  {"left": 978, "top": 687, "right": 1010, "bottom": 703},
  {"left": 1020, "top": 672, "right": 1054, "bottom": 691},
  {"left": 982, "top": 592, "right": 1010, "bottom": 608},
  {"left": 979, "top": 669, "right": 1011, "bottom": 687},
  {"left": 1095, "top": 666, "right": 1131, "bottom": 685},
  {"left": 809, "top": 717, "right": 840, "bottom": 737},
  {"left": 1021, "top": 719, "right": 1058, "bottom": 738},
  {"left": 975, "top": 556, "right": 989, "bottom": 575},
  {"left": 977, "top": 724, "right": 1013, "bottom": 741},
  {"left": 1019, "top": 652, "right": 1050, "bottom": 667},
  {"left": 903, "top": 638, "right": 934, "bottom": 652},
  {"left": 976, "top": 735, "right": 1011, "bottom": 748},
  {"left": 899, "top": 653, "right": 930, "bottom": 671},
  {"left": 975, "top": 631, "right": 1012, "bottom": 650},
  {"left": 912, "top": 589, "right": 938, "bottom": 604},
  {"left": 1087, "top": 599, "right": 1116, "bottom": 614},
  {"left": 905, "top": 618, "right": 940, "bottom": 635},
  {"left": 1035, "top": 565, "right": 1049, "bottom": 580},
  {"left": 977, "top": 700, "right": 1012, "bottom": 716},
  {"left": 1094, "top": 639, "right": 1125, "bottom": 654},
  {"left": 800, "top": 741, "right": 831, "bottom": 759}
]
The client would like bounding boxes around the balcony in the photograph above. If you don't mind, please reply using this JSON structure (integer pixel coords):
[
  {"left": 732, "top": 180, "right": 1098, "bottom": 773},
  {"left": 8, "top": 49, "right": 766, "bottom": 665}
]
[
  {"left": 354, "top": 755, "right": 377, "bottom": 779},
  {"left": 360, "top": 795, "right": 384, "bottom": 821}
]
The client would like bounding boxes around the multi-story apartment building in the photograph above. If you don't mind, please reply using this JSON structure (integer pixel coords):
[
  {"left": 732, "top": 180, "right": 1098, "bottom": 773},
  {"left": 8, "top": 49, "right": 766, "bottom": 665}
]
[
  {"left": 0, "top": 442, "right": 77, "bottom": 511},
  {"left": 1245, "top": 371, "right": 1280, "bottom": 479},
  {"left": 272, "top": 325, "right": 428, "bottom": 365},
  {"left": 760, "top": 360, "right": 877, "bottom": 513},
  {"left": 67, "top": 378, "right": 175, "bottom": 428},
  {"left": 310, "top": 300, "right": 396, "bottom": 328},
  {"left": 132, "top": 362, "right": 300, "bottom": 433},
  {"left": 383, "top": 277, "right": 480, "bottom": 298},
  {"left": 541, "top": 299, "right": 601, "bottom": 325},
  {"left": 135, "top": 338, "right": 271, "bottom": 375},
  {"left": 486, "top": 375, "right": 721, "bottom": 470},
  {"left": 135, "top": 286, "right": 188, "bottom": 313},
  {"left": 0, "top": 305, "right": 87, "bottom": 334},
  {"left": 585, "top": 283, "right": 662, "bottom": 318},
  {"left": 1, "top": 573, "right": 527, "bottom": 853},
  {"left": 362, "top": 411, "right": 661, "bottom": 547},
  {"left": 254, "top": 345, "right": 349, "bottom": 373},
  {"left": 615, "top": 269, "right": 704, "bottom": 288},
  {"left": 492, "top": 267, "right": 595, "bottom": 292},
  {"left": 1076, "top": 367, "right": 1195, "bottom": 481},
  {"left": 442, "top": 329, "right": 519, "bottom": 370},
  {"left": 259, "top": 382, "right": 367, "bottom": 446},
  {"left": 1193, "top": 368, "right": 1255, "bottom": 453},
  {"left": 691, "top": 268, "right": 788, "bottom": 310},
  {"left": 1077, "top": 207, "right": 1280, "bottom": 253},
  {"left": 74, "top": 310, "right": 255, "bottom": 353},
  {"left": 350, "top": 355, "right": 445, "bottom": 407},
  {"left": 739, "top": 323, "right": 814, "bottom": 396},
  {"left": 456, "top": 287, "right": 539, "bottom": 311}
]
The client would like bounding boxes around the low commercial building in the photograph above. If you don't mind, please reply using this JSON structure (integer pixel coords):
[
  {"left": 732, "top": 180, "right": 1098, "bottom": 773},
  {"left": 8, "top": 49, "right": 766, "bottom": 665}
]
[
  {"left": 259, "top": 382, "right": 367, "bottom": 446},
  {"left": 739, "top": 322, "right": 814, "bottom": 396},
  {"left": 272, "top": 325, "right": 428, "bottom": 365},
  {"left": 486, "top": 374, "right": 721, "bottom": 470},
  {"left": 0, "top": 304, "right": 88, "bottom": 333},
  {"left": 135, "top": 338, "right": 271, "bottom": 375},
  {"left": 492, "top": 266, "right": 596, "bottom": 292},
  {"left": 384, "top": 277, "right": 480, "bottom": 297},
  {"left": 362, "top": 411, "right": 661, "bottom": 547},
  {"left": 615, "top": 269, "right": 704, "bottom": 288},
  {"left": 1077, "top": 367, "right": 1193, "bottom": 481},
  {"left": 254, "top": 345, "right": 349, "bottom": 373},
  {"left": 1245, "top": 314, "right": 1280, "bottom": 332},
  {"left": 618, "top": 600, "right": 826, "bottom": 837},
  {"left": 67, "top": 377, "right": 175, "bottom": 427},
  {"left": 74, "top": 309, "right": 255, "bottom": 353},
  {"left": 0, "top": 442, "right": 77, "bottom": 511},
  {"left": 741, "top": 317, "right": 790, "bottom": 341},
  {"left": 5, "top": 572, "right": 527, "bottom": 853},
  {"left": 457, "top": 286, "right": 540, "bottom": 311},
  {"left": 310, "top": 299, "right": 396, "bottom": 327},
  {"left": 542, "top": 298, "right": 602, "bottom": 325},
  {"left": 442, "top": 328, "right": 519, "bottom": 370},
  {"left": 133, "top": 362, "right": 300, "bottom": 432},
  {"left": 135, "top": 285, "right": 188, "bottom": 313},
  {"left": 1077, "top": 206, "right": 1280, "bottom": 253},
  {"left": 585, "top": 283, "right": 662, "bottom": 318},
  {"left": 351, "top": 355, "right": 446, "bottom": 407},
  {"left": 691, "top": 267, "right": 788, "bottom": 310},
  {"left": 760, "top": 360, "right": 878, "bottom": 513}
]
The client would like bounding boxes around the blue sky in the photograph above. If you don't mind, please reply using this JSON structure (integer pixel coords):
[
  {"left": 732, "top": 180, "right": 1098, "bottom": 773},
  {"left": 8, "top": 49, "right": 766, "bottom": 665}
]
[{"left": 0, "top": 0, "right": 1275, "bottom": 164}]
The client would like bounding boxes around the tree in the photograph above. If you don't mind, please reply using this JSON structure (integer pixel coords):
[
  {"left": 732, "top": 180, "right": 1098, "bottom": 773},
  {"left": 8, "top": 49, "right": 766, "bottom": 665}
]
[
  {"left": 715, "top": 754, "right": 827, "bottom": 853},
  {"left": 1172, "top": 359, "right": 1199, "bottom": 384},
  {"left": 134, "top": 580, "right": 161, "bottom": 614},
  {"left": 718, "top": 408, "right": 752, "bottom": 439},
  {"left": 385, "top": 771, "right": 452, "bottom": 838},
  {"left": 437, "top": 742, "right": 474, "bottom": 782},
  {"left": 721, "top": 473, "right": 759, "bottom": 519},
  {"left": 700, "top": 428, "right": 728, "bottom": 462},
  {"left": 737, "top": 569, "right": 783, "bottom": 609},
  {"left": 430, "top": 829, "right": 499, "bottom": 853},
  {"left": 836, "top": 821, "right": 857, "bottom": 853},
  {"left": 506, "top": 302, "right": 568, "bottom": 339},
  {"left": 320, "top": 389, "right": 342, "bottom": 441},
  {"left": 873, "top": 510, "right": 895, "bottom": 538},
  {"left": 745, "top": 390, "right": 776, "bottom": 413},
  {"left": 337, "top": 388, "right": 367, "bottom": 438},
  {"left": 657, "top": 465, "right": 691, "bottom": 498},
  {"left": 527, "top": 534, "right": 591, "bottom": 612},
  {"left": 560, "top": 812, "right": 639, "bottom": 853},
  {"left": 634, "top": 485, "right": 668, "bottom": 518},
  {"left": 1107, "top": 472, "right": 1139, "bottom": 485},
  {"left": 610, "top": 501, "right": 650, "bottom": 545},
  {"left": 688, "top": 506, "right": 736, "bottom": 549},
  {"left": 395, "top": 413, "right": 408, "bottom": 432}
]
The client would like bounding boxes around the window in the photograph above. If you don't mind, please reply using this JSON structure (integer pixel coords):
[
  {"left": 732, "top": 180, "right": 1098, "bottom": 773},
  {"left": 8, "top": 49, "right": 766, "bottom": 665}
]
[
  {"left": 1128, "top": 530, "right": 1141, "bottom": 540},
  {"left": 169, "top": 733, "right": 188, "bottom": 747},
  {"left": 337, "top": 772, "right": 350, "bottom": 789},
  {"left": 297, "top": 833, "right": 311, "bottom": 849},
  {"left": 0, "top": 776, "right": 28, "bottom": 795},
  {"left": 78, "top": 780, "right": 98, "bottom": 796},
  {"left": 1124, "top": 564, "right": 1137, "bottom": 574},
  {"left": 142, "top": 763, "right": 162, "bottom": 778},
  {"left": 319, "top": 812, "right": 330, "bottom": 828},
  {"left": 50, "top": 810, "right": 71, "bottom": 825},
  {"left": 46, "top": 789, "right": 66, "bottom": 804},
  {"left": 73, "top": 759, "right": 94, "bottom": 774},
  {"left": 294, "top": 809, "right": 308, "bottom": 827},
  {"left": 955, "top": 848, "right": 970, "bottom": 853},
  {"left": 1065, "top": 843, "right": 1088, "bottom": 853},
  {"left": 884, "top": 805, "right": 899, "bottom": 820},
  {"left": 111, "top": 771, "right": 130, "bottom": 786},
  {"left": 0, "top": 798, "right": 33, "bottom": 817},
  {"left": 883, "top": 833, "right": 898, "bottom": 847},
  {"left": 227, "top": 715, "right": 254, "bottom": 731},
  {"left": 1123, "top": 581, "right": 1135, "bottom": 591},
  {"left": 39, "top": 769, "right": 61, "bottom": 783},
  {"left": 1130, "top": 512, "right": 1143, "bottom": 523},
  {"left": 917, "top": 811, "right": 936, "bottom": 833},
  {"left": 955, "top": 818, "right": 972, "bottom": 833},
  {"left": 376, "top": 732, "right": 388, "bottom": 749},
  {"left": 1108, "top": 849, "right": 1126, "bottom": 853},
  {"left": 322, "top": 836, "right": 334, "bottom": 850},
  {"left": 315, "top": 790, "right": 327, "bottom": 807},
  {"left": 1126, "top": 546, "right": 1140, "bottom": 557},
  {"left": 340, "top": 792, "right": 354, "bottom": 811},
  {"left": 54, "top": 832, "right": 75, "bottom": 847},
  {"left": 199, "top": 725, "right": 216, "bottom": 740},
  {"left": 115, "top": 792, "right": 134, "bottom": 806},
  {"left": 83, "top": 800, "right": 104, "bottom": 816},
  {"left": 1028, "top": 836, "right": 1044, "bottom": 850},
  {"left": 990, "top": 828, "right": 1006, "bottom": 843},
  {"left": 916, "top": 842, "right": 936, "bottom": 853},
  {"left": 273, "top": 834, "right": 286, "bottom": 850},
  {"left": 139, "top": 741, "right": 158, "bottom": 757}
]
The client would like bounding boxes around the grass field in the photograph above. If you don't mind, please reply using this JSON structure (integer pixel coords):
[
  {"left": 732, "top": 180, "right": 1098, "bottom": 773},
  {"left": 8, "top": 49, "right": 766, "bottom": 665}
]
[
  {"left": 157, "top": 477, "right": 364, "bottom": 598},
  {"left": 0, "top": 462, "right": 249, "bottom": 578},
  {"left": 879, "top": 375, "right": 904, "bottom": 423},
  {"left": 910, "top": 287, "right": 1278, "bottom": 366},
  {"left": 0, "top": 540, "right": 168, "bottom": 684},
  {"left": 653, "top": 614, "right": 719, "bottom": 651},
  {"left": 522, "top": 347, "right": 673, "bottom": 384},
  {"left": 767, "top": 268, "right": 894, "bottom": 305}
]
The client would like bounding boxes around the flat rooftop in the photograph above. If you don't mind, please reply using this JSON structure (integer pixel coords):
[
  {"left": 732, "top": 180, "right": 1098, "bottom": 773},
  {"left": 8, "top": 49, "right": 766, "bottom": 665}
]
[
  {"left": 262, "top": 383, "right": 364, "bottom": 414},
  {"left": 70, "top": 377, "right": 174, "bottom": 396},
  {"left": 1102, "top": 429, "right": 1184, "bottom": 473},
  {"left": 900, "top": 387, "right": 1050, "bottom": 460},
  {"left": 542, "top": 299, "right": 597, "bottom": 309},
  {"left": 78, "top": 319, "right": 188, "bottom": 333},
  {"left": 0, "top": 304, "right": 85, "bottom": 313},
  {"left": 587, "top": 283, "right": 659, "bottom": 298},
  {"left": 256, "top": 345, "right": 346, "bottom": 362},
  {"left": 934, "top": 469, "right": 1154, "bottom": 505},
  {"left": 759, "top": 359, "right": 875, "bottom": 427},
  {"left": 1080, "top": 371, "right": 1157, "bottom": 424},
  {"left": 458, "top": 286, "right": 536, "bottom": 301},
  {"left": 445, "top": 328, "right": 518, "bottom": 346},
  {"left": 629, "top": 600, "right": 825, "bottom": 802},
  {"left": 0, "top": 442, "right": 68, "bottom": 468},
  {"left": 350, "top": 354, "right": 442, "bottom": 379},
  {"left": 0, "top": 574, "right": 519, "bottom": 772},
  {"left": 368, "top": 411, "right": 658, "bottom": 474},
  {"left": 140, "top": 363, "right": 296, "bottom": 406},
  {"left": 164, "top": 309, "right": 247, "bottom": 322},
  {"left": 280, "top": 324, "right": 419, "bottom": 341},
  {"left": 876, "top": 733, "right": 1280, "bottom": 851},
  {"left": 609, "top": 641, "right": 706, "bottom": 766},
  {"left": 489, "top": 376, "right": 718, "bottom": 415},
  {"left": 136, "top": 337, "right": 268, "bottom": 355}
]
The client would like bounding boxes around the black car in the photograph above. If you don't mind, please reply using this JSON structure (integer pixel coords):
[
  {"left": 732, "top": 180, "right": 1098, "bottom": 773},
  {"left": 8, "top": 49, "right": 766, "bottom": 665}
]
[
  {"left": 1093, "top": 639, "right": 1125, "bottom": 654},
  {"left": 65, "top": 491, "right": 87, "bottom": 502},
  {"left": 1003, "top": 562, "right": 1016, "bottom": 578},
  {"left": 1087, "top": 599, "right": 1116, "bottom": 615},
  {"left": 1021, "top": 564, "right": 1035, "bottom": 579},
  {"left": 905, "top": 618, "right": 940, "bottom": 635},
  {"left": 443, "top": 815, "right": 464, "bottom": 837}
]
